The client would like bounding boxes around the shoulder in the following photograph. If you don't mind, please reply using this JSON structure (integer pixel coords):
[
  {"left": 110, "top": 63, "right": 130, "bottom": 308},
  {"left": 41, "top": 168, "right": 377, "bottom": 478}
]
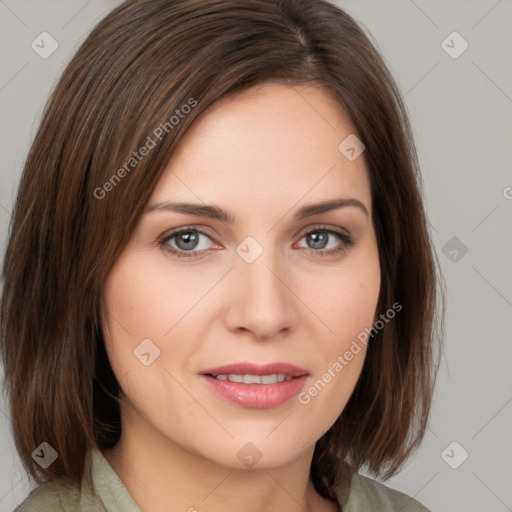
[
  {"left": 14, "top": 481, "right": 79, "bottom": 512},
  {"left": 14, "top": 479, "right": 103, "bottom": 512},
  {"left": 345, "top": 472, "right": 432, "bottom": 512},
  {"left": 13, "top": 447, "right": 137, "bottom": 512}
]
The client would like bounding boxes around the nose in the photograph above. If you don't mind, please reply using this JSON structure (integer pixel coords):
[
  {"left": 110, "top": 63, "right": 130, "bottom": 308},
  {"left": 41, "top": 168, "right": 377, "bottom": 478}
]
[{"left": 224, "top": 248, "right": 296, "bottom": 341}]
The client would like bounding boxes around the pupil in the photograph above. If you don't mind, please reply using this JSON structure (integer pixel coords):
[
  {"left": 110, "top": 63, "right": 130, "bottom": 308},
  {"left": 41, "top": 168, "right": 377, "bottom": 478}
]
[
  {"left": 177, "top": 232, "right": 198, "bottom": 250},
  {"left": 308, "top": 232, "right": 327, "bottom": 249}
]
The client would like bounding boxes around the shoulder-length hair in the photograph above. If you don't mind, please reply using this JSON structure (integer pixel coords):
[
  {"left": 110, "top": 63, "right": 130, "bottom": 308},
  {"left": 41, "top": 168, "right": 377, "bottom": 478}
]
[{"left": 1, "top": 0, "right": 443, "bottom": 501}]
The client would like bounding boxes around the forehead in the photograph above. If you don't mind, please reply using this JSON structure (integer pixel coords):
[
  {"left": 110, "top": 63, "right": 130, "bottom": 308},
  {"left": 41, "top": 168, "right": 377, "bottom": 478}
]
[{"left": 151, "top": 82, "right": 371, "bottom": 215}]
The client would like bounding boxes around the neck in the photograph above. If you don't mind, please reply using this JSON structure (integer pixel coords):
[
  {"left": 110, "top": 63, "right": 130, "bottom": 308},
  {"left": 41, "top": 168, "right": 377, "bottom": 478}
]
[{"left": 101, "top": 411, "right": 338, "bottom": 512}]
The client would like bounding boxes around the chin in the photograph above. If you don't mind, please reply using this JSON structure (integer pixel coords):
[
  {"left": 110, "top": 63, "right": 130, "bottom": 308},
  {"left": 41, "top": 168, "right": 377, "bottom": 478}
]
[{"left": 182, "top": 426, "right": 318, "bottom": 470}]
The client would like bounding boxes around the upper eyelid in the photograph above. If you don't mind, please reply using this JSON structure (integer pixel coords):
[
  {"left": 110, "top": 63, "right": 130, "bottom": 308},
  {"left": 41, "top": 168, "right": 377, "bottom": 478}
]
[{"left": 161, "top": 226, "right": 216, "bottom": 242}]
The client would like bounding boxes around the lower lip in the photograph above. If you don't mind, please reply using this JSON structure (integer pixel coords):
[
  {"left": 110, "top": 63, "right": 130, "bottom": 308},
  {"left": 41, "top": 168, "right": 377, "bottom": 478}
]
[{"left": 201, "top": 375, "right": 308, "bottom": 408}]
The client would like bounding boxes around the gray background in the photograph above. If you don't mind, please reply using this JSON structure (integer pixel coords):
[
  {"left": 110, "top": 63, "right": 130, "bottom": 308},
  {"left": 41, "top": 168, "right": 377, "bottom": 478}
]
[{"left": 1, "top": 1, "right": 511, "bottom": 511}]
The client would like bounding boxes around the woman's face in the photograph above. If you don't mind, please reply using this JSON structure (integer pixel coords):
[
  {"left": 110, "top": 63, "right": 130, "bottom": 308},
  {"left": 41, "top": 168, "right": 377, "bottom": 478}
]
[{"left": 101, "top": 82, "right": 380, "bottom": 468}]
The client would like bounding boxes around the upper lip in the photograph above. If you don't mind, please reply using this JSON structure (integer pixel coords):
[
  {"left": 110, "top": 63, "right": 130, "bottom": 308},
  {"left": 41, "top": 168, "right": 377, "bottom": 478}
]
[{"left": 201, "top": 362, "right": 309, "bottom": 378}]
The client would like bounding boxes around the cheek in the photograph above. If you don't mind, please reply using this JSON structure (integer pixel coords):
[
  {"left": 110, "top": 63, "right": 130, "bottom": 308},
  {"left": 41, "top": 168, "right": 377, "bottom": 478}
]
[
  {"left": 101, "top": 248, "right": 210, "bottom": 347},
  {"left": 100, "top": 249, "right": 217, "bottom": 400},
  {"left": 297, "top": 241, "right": 380, "bottom": 418},
  {"left": 311, "top": 244, "right": 381, "bottom": 344},
  {"left": 100, "top": 253, "right": 168, "bottom": 382},
  {"left": 100, "top": 258, "right": 195, "bottom": 427},
  {"left": 102, "top": 254, "right": 168, "bottom": 337}
]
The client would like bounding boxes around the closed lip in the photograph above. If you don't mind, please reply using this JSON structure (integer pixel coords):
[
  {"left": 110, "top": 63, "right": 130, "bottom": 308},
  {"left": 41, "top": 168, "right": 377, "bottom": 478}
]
[{"left": 201, "top": 362, "right": 309, "bottom": 378}]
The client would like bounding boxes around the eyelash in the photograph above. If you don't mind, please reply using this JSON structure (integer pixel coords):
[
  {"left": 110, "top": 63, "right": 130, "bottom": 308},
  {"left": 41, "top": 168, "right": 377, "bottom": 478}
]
[{"left": 158, "top": 225, "right": 354, "bottom": 260}]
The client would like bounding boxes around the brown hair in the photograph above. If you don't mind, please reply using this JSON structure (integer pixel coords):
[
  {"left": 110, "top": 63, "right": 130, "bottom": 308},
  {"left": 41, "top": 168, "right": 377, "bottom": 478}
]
[{"left": 1, "top": 0, "right": 444, "bottom": 501}]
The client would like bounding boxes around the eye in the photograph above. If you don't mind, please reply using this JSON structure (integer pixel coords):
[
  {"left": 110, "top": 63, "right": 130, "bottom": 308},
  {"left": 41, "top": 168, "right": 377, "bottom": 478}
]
[
  {"left": 158, "top": 225, "right": 354, "bottom": 259},
  {"left": 296, "top": 226, "right": 354, "bottom": 256},
  {"left": 159, "top": 227, "right": 217, "bottom": 258}
]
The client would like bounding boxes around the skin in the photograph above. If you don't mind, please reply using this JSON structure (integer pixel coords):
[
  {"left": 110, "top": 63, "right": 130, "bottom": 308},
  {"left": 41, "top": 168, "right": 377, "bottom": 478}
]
[{"left": 101, "top": 82, "right": 381, "bottom": 512}]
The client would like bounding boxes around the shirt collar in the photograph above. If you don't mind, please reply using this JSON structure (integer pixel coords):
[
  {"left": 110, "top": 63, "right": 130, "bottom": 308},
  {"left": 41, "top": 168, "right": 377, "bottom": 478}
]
[{"left": 84, "top": 447, "right": 141, "bottom": 511}]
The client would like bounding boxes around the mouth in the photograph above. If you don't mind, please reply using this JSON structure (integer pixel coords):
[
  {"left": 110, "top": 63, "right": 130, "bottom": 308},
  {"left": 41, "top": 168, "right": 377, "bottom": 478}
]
[
  {"left": 200, "top": 362, "right": 309, "bottom": 409},
  {"left": 209, "top": 373, "right": 293, "bottom": 384}
]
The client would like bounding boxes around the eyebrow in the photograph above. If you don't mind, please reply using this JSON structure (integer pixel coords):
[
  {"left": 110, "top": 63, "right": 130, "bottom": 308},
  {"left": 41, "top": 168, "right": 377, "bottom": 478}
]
[{"left": 145, "top": 197, "right": 369, "bottom": 223}]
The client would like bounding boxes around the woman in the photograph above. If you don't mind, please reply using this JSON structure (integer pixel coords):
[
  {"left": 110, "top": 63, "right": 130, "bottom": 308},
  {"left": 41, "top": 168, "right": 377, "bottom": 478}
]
[{"left": 1, "top": 0, "right": 443, "bottom": 510}]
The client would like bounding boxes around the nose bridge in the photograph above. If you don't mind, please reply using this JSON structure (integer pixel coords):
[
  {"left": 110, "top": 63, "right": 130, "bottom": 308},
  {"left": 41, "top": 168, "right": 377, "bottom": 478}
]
[{"left": 227, "top": 237, "right": 292, "bottom": 337}]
